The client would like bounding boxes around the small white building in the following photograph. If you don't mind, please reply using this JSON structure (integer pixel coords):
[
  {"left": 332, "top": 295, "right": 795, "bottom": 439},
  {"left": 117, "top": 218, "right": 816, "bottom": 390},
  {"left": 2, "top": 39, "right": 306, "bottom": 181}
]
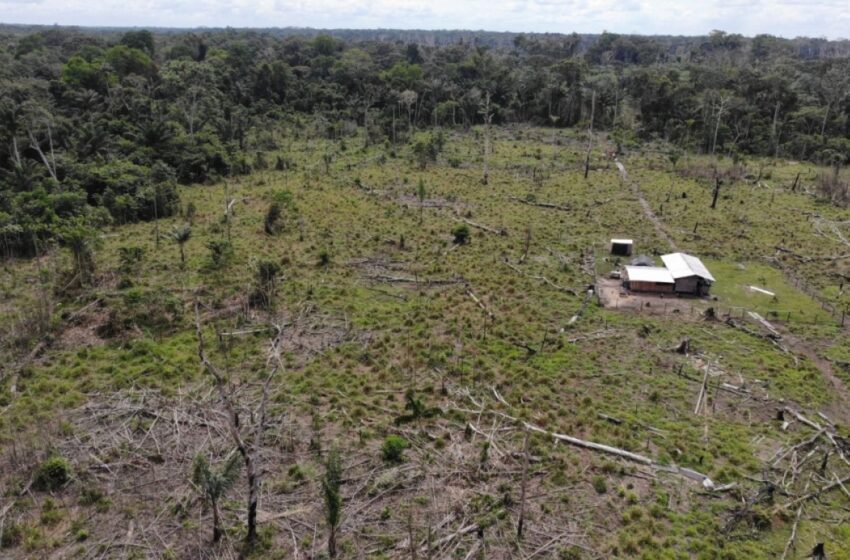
[
  {"left": 610, "top": 239, "right": 633, "bottom": 256},
  {"left": 660, "top": 253, "right": 715, "bottom": 295}
]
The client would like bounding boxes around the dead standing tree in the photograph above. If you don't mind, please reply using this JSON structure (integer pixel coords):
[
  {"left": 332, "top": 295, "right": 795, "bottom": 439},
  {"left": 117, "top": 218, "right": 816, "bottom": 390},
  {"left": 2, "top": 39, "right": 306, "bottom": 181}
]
[
  {"left": 711, "top": 171, "right": 723, "bottom": 210},
  {"left": 583, "top": 89, "right": 596, "bottom": 180},
  {"left": 480, "top": 91, "right": 494, "bottom": 185},
  {"left": 194, "top": 302, "right": 284, "bottom": 550},
  {"left": 711, "top": 93, "right": 730, "bottom": 156}
]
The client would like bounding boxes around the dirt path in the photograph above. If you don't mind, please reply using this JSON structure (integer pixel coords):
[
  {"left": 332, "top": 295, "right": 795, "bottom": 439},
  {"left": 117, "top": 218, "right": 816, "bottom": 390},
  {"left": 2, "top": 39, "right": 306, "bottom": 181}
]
[
  {"left": 616, "top": 159, "right": 679, "bottom": 252},
  {"left": 779, "top": 328, "right": 850, "bottom": 424}
]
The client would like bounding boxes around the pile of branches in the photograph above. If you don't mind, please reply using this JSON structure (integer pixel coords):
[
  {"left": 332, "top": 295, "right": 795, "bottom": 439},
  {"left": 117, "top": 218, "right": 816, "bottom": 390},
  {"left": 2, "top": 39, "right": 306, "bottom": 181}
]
[{"left": 726, "top": 407, "right": 850, "bottom": 558}]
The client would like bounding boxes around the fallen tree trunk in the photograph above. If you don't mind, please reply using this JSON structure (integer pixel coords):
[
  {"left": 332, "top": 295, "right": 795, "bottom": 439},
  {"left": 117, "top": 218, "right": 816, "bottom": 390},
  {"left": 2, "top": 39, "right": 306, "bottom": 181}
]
[
  {"left": 366, "top": 274, "right": 464, "bottom": 285},
  {"left": 466, "top": 288, "right": 495, "bottom": 321},
  {"left": 508, "top": 196, "right": 571, "bottom": 212},
  {"left": 469, "top": 393, "right": 713, "bottom": 485},
  {"left": 454, "top": 217, "right": 507, "bottom": 236}
]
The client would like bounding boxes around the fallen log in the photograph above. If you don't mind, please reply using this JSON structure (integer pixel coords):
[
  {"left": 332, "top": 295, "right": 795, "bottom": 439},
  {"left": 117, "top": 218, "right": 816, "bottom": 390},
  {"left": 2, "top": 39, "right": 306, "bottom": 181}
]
[
  {"left": 471, "top": 394, "right": 712, "bottom": 485},
  {"left": 466, "top": 288, "right": 495, "bottom": 321},
  {"left": 454, "top": 216, "right": 507, "bottom": 236},
  {"left": 508, "top": 196, "right": 571, "bottom": 212},
  {"left": 365, "top": 274, "right": 464, "bottom": 285}
]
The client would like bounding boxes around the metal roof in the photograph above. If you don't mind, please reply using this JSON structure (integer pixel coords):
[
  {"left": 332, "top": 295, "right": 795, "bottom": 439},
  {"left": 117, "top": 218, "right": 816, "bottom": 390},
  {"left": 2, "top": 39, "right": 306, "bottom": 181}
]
[
  {"left": 611, "top": 239, "right": 633, "bottom": 245},
  {"left": 660, "top": 253, "right": 715, "bottom": 282},
  {"left": 624, "top": 266, "right": 674, "bottom": 284}
]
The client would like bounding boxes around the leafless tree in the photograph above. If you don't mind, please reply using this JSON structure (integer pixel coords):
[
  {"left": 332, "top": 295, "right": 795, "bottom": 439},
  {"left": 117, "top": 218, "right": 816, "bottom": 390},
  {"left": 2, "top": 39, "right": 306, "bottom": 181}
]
[
  {"left": 480, "top": 91, "right": 494, "bottom": 185},
  {"left": 194, "top": 302, "right": 285, "bottom": 549}
]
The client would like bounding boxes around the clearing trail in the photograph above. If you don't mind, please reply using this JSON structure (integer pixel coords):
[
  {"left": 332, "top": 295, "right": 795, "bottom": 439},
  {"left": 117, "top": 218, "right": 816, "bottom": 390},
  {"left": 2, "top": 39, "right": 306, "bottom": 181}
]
[
  {"left": 779, "top": 328, "right": 850, "bottom": 425},
  {"left": 616, "top": 158, "right": 679, "bottom": 252}
]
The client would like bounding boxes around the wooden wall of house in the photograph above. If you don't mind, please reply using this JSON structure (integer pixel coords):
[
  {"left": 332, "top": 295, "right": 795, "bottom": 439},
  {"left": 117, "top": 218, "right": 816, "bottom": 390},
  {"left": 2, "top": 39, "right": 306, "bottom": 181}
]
[{"left": 628, "top": 281, "right": 675, "bottom": 293}]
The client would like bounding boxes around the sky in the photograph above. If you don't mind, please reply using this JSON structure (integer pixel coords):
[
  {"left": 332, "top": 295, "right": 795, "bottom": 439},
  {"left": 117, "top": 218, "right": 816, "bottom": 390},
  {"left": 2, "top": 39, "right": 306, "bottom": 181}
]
[{"left": 2, "top": 0, "right": 849, "bottom": 39}]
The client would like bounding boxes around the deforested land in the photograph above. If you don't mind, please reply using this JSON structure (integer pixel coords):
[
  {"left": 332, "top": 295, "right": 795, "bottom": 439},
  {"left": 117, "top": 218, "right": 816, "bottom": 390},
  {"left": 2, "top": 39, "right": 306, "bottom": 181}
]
[{"left": 1, "top": 25, "right": 850, "bottom": 559}]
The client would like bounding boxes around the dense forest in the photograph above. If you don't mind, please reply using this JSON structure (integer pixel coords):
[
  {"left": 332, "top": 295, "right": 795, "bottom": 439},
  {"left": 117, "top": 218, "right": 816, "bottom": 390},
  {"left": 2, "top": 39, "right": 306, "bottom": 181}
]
[{"left": 1, "top": 25, "right": 850, "bottom": 257}]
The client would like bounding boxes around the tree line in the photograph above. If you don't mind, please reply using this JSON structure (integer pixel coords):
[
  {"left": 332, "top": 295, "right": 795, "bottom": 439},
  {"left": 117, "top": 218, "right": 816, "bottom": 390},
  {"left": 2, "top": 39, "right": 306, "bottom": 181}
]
[{"left": 1, "top": 26, "right": 849, "bottom": 257}]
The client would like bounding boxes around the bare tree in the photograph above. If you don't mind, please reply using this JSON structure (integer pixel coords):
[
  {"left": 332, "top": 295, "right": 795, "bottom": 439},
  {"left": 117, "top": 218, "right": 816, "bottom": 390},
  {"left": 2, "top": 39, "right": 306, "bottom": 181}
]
[
  {"left": 194, "top": 303, "right": 284, "bottom": 548},
  {"left": 711, "top": 93, "right": 730, "bottom": 156},
  {"left": 400, "top": 90, "right": 418, "bottom": 136},
  {"left": 26, "top": 111, "right": 58, "bottom": 182},
  {"left": 583, "top": 90, "right": 596, "bottom": 179},
  {"left": 480, "top": 91, "right": 494, "bottom": 185}
]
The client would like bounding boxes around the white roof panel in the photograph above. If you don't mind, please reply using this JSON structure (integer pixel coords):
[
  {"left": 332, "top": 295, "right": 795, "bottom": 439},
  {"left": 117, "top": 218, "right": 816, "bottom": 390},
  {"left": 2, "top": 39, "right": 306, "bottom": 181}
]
[
  {"left": 661, "top": 253, "right": 715, "bottom": 282},
  {"left": 624, "top": 266, "right": 674, "bottom": 284},
  {"left": 611, "top": 239, "right": 633, "bottom": 245}
]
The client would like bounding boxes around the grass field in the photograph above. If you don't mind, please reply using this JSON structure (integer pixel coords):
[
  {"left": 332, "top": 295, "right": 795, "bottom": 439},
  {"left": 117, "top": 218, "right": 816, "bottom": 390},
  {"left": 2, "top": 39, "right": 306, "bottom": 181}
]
[{"left": 1, "top": 126, "right": 849, "bottom": 559}]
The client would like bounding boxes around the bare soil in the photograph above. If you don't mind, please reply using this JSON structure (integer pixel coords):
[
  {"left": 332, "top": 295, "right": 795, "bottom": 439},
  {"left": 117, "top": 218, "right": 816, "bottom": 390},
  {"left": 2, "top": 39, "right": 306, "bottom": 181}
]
[{"left": 597, "top": 277, "right": 712, "bottom": 317}]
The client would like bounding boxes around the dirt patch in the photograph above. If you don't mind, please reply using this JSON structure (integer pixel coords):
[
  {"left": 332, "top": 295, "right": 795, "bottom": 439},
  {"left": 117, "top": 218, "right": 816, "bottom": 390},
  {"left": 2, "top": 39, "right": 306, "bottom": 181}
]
[
  {"left": 55, "top": 303, "right": 110, "bottom": 351},
  {"left": 279, "top": 305, "right": 368, "bottom": 362},
  {"left": 779, "top": 330, "right": 850, "bottom": 425},
  {"left": 597, "top": 278, "right": 712, "bottom": 318}
]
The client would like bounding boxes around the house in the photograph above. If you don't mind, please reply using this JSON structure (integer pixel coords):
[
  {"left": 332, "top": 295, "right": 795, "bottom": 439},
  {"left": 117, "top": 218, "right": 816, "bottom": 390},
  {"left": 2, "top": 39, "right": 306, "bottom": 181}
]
[
  {"left": 610, "top": 239, "right": 633, "bottom": 256},
  {"left": 623, "top": 266, "right": 675, "bottom": 293},
  {"left": 661, "top": 253, "right": 715, "bottom": 295}
]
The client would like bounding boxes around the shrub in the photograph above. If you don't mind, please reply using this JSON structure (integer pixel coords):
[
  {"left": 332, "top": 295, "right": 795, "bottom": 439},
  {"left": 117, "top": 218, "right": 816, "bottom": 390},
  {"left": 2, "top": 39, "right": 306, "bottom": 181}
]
[
  {"left": 206, "top": 239, "right": 233, "bottom": 268},
  {"left": 252, "top": 259, "right": 281, "bottom": 308},
  {"left": 34, "top": 455, "right": 72, "bottom": 491},
  {"left": 1, "top": 523, "right": 22, "bottom": 548},
  {"left": 118, "top": 246, "right": 145, "bottom": 274},
  {"left": 381, "top": 435, "right": 409, "bottom": 463},
  {"left": 592, "top": 475, "right": 607, "bottom": 494},
  {"left": 264, "top": 190, "right": 295, "bottom": 235},
  {"left": 452, "top": 224, "right": 470, "bottom": 245},
  {"left": 318, "top": 249, "right": 331, "bottom": 267}
]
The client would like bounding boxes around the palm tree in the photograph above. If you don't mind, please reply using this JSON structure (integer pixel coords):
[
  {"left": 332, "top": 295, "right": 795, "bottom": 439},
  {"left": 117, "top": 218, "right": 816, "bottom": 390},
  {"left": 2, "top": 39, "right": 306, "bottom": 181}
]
[
  {"left": 170, "top": 224, "right": 192, "bottom": 265},
  {"left": 322, "top": 447, "right": 343, "bottom": 558},
  {"left": 191, "top": 452, "right": 241, "bottom": 543}
]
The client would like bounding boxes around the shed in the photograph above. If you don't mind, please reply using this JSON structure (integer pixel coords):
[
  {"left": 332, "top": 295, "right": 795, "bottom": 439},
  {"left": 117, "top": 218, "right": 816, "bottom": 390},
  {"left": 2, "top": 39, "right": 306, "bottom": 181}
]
[
  {"left": 623, "top": 266, "right": 675, "bottom": 293},
  {"left": 660, "top": 253, "right": 715, "bottom": 295},
  {"left": 610, "top": 239, "right": 633, "bottom": 256}
]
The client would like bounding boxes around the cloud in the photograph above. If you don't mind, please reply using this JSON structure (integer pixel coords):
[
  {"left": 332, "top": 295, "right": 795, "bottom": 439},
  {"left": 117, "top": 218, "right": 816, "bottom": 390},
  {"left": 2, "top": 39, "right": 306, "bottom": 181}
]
[{"left": 0, "top": 0, "right": 847, "bottom": 39}]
